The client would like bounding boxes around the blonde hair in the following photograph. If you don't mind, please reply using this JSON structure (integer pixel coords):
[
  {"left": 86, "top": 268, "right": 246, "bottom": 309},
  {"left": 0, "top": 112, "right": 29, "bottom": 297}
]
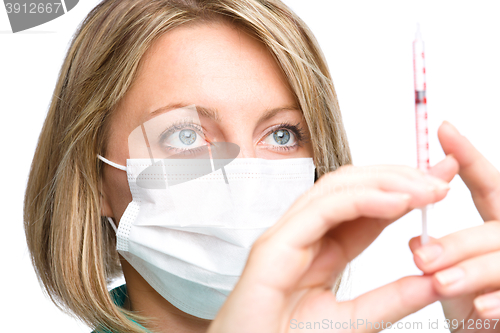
[{"left": 23, "top": 0, "right": 352, "bottom": 332}]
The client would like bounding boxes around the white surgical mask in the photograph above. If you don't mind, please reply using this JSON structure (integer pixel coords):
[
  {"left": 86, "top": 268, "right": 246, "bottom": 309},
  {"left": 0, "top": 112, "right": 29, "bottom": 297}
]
[
  {"left": 100, "top": 155, "right": 315, "bottom": 319},
  {"left": 99, "top": 105, "right": 316, "bottom": 319}
]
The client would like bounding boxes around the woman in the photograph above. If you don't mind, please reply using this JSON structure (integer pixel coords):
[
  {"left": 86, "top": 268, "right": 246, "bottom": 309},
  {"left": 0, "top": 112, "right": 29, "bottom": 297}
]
[{"left": 23, "top": 0, "right": 500, "bottom": 332}]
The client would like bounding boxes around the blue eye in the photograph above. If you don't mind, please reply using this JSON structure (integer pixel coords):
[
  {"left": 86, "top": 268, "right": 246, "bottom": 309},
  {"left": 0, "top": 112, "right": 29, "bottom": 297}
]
[
  {"left": 159, "top": 122, "right": 207, "bottom": 153},
  {"left": 262, "top": 128, "right": 296, "bottom": 147},
  {"left": 273, "top": 129, "right": 290, "bottom": 145},
  {"left": 179, "top": 129, "right": 196, "bottom": 145}
]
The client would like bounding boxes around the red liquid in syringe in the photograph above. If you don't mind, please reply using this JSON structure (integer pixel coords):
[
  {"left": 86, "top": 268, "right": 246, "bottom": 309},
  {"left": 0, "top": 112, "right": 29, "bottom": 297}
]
[{"left": 413, "top": 25, "right": 430, "bottom": 172}]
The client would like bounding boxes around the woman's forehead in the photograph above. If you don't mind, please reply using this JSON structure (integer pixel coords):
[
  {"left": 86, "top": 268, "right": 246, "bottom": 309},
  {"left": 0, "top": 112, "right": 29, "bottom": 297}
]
[
  {"left": 140, "top": 21, "right": 274, "bottom": 76},
  {"left": 114, "top": 21, "right": 296, "bottom": 131}
]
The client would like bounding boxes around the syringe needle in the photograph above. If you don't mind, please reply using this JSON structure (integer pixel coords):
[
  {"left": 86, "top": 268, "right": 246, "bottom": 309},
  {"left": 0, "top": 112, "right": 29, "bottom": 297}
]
[{"left": 415, "top": 22, "right": 422, "bottom": 40}]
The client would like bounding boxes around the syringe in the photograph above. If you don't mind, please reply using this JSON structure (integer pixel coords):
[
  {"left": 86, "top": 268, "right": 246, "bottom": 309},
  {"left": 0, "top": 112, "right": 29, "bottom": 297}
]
[{"left": 413, "top": 24, "right": 430, "bottom": 245}]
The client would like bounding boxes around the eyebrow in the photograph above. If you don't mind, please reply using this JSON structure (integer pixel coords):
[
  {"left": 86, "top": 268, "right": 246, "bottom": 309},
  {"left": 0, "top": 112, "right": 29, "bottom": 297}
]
[
  {"left": 149, "top": 102, "right": 301, "bottom": 124},
  {"left": 150, "top": 102, "right": 221, "bottom": 122}
]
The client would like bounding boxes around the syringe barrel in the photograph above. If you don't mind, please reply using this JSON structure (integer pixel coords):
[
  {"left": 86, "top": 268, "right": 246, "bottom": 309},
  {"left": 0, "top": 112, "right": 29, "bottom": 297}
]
[
  {"left": 413, "top": 32, "right": 429, "bottom": 171},
  {"left": 413, "top": 39, "right": 426, "bottom": 91},
  {"left": 415, "top": 101, "right": 430, "bottom": 171}
]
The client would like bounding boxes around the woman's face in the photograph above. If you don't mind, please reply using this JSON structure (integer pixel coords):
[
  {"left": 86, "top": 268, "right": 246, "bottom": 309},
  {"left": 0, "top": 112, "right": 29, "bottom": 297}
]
[{"left": 102, "top": 21, "right": 313, "bottom": 222}]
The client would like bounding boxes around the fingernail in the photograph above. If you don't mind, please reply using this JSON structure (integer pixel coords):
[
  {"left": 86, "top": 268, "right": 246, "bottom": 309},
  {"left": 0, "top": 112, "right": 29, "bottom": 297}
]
[
  {"left": 408, "top": 236, "right": 420, "bottom": 251},
  {"left": 443, "top": 120, "right": 461, "bottom": 135},
  {"left": 436, "top": 183, "right": 450, "bottom": 191},
  {"left": 424, "top": 175, "right": 450, "bottom": 190},
  {"left": 425, "top": 184, "right": 450, "bottom": 193},
  {"left": 435, "top": 267, "right": 464, "bottom": 286},
  {"left": 437, "top": 184, "right": 450, "bottom": 191},
  {"left": 474, "top": 295, "right": 500, "bottom": 312},
  {"left": 415, "top": 243, "right": 443, "bottom": 264},
  {"left": 425, "top": 183, "right": 450, "bottom": 193}
]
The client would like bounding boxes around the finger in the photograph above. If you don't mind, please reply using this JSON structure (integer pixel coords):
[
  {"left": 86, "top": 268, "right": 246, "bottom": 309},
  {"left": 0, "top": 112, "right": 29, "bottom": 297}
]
[
  {"left": 245, "top": 189, "right": 415, "bottom": 291},
  {"left": 248, "top": 181, "right": 449, "bottom": 292},
  {"left": 300, "top": 215, "right": 432, "bottom": 291},
  {"left": 277, "top": 189, "right": 423, "bottom": 249},
  {"left": 293, "top": 234, "right": 348, "bottom": 289},
  {"left": 247, "top": 189, "right": 419, "bottom": 291},
  {"left": 326, "top": 217, "right": 393, "bottom": 272},
  {"left": 281, "top": 164, "right": 450, "bottom": 221},
  {"left": 438, "top": 121, "right": 500, "bottom": 221},
  {"left": 345, "top": 275, "right": 440, "bottom": 332},
  {"left": 268, "top": 182, "right": 448, "bottom": 259},
  {"left": 474, "top": 290, "right": 500, "bottom": 319},
  {"left": 316, "top": 165, "right": 449, "bottom": 193},
  {"left": 307, "top": 183, "right": 449, "bottom": 266},
  {"left": 427, "top": 154, "right": 459, "bottom": 183},
  {"left": 408, "top": 234, "right": 437, "bottom": 253},
  {"left": 430, "top": 250, "right": 500, "bottom": 298},
  {"left": 410, "top": 222, "right": 500, "bottom": 273}
]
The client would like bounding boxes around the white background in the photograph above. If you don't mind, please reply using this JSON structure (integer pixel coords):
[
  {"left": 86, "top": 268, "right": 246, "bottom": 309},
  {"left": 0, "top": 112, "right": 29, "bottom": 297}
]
[{"left": 1, "top": 0, "right": 499, "bottom": 332}]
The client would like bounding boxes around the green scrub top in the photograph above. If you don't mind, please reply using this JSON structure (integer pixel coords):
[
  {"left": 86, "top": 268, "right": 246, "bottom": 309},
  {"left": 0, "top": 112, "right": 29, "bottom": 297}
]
[{"left": 91, "top": 284, "right": 149, "bottom": 333}]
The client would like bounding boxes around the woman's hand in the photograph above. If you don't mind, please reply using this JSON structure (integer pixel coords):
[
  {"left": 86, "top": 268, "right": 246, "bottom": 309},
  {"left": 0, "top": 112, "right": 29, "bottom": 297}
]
[
  {"left": 410, "top": 121, "right": 500, "bottom": 332},
  {"left": 208, "top": 156, "right": 458, "bottom": 333}
]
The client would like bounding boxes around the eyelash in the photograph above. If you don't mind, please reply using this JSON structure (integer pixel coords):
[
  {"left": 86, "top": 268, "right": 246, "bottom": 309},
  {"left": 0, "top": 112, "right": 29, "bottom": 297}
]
[
  {"left": 262, "top": 121, "right": 306, "bottom": 151},
  {"left": 160, "top": 118, "right": 206, "bottom": 139},
  {"left": 158, "top": 119, "right": 209, "bottom": 155}
]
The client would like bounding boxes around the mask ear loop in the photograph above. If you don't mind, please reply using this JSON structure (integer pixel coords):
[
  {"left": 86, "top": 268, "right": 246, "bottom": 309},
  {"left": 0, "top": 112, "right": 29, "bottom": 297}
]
[
  {"left": 97, "top": 154, "right": 122, "bottom": 233},
  {"left": 97, "top": 154, "right": 127, "bottom": 171},
  {"left": 107, "top": 217, "right": 118, "bottom": 233}
]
